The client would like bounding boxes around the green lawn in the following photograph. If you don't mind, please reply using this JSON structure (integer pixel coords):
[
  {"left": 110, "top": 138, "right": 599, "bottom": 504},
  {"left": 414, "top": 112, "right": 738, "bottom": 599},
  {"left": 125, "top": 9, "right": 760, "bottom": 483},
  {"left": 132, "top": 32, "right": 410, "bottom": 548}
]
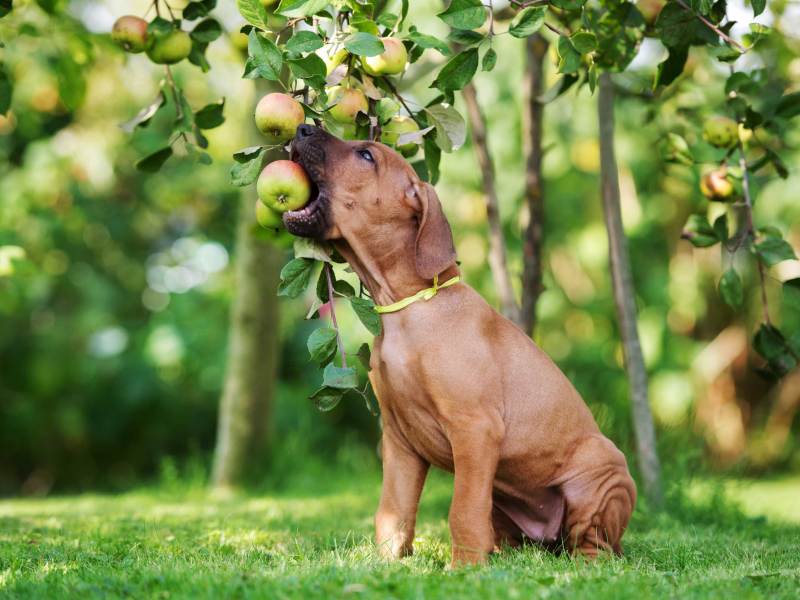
[{"left": 1, "top": 469, "right": 799, "bottom": 599}]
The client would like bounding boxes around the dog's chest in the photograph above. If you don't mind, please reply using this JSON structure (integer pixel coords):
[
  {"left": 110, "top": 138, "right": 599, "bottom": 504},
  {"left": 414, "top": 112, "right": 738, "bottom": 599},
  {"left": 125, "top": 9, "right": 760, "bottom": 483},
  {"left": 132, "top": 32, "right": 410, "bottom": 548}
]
[{"left": 370, "top": 340, "right": 454, "bottom": 469}]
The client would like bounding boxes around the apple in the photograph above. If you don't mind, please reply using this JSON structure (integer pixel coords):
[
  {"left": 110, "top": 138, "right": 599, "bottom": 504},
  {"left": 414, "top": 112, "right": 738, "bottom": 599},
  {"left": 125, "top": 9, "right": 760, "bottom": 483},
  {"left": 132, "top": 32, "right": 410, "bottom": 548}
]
[
  {"left": 146, "top": 29, "right": 192, "bottom": 64},
  {"left": 381, "top": 116, "right": 420, "bottom": 157},
  {"left": 700, "top": 168, "right": 735, "bottom": 201},
  {"left": 111, "top": 16, "right": 148, "bottom": 53},
  {"left": 322, "top": 48, "right": 348, "bottom": 75},
  {"left": 703, "top": 116, "right": 739, "bottom": 149},
  {"left": 361, "top": 37, "right": 408, "bottom": 76},
  {"left": 636, "top": 0, "right": 664, "bottom": 25},
  {"left": 255, "top": 200, "right": 284, "bottom": 231},
  {"left": 255, "top": 93, "right": 306, "bottom": 144},
  {"left": 257, "top": 160, "right": 311, "bottom": 212},
  {"left": 327, "top": 86, "right": 368, "bottom": 123}
]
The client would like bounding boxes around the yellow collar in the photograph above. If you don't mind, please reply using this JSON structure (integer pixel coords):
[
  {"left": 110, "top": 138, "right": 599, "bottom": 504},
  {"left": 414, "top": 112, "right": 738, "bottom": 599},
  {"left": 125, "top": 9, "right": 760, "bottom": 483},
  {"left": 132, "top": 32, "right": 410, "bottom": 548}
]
[{"left": 374, "top": 274, "right": 461, "bottom": 314}]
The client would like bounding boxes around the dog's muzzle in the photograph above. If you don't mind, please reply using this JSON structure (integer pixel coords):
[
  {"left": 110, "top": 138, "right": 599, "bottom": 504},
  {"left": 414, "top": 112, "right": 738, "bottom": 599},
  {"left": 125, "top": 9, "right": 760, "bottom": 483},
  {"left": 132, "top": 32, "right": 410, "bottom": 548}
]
[{"left": 283, "top": 125, "right": 332, "bottom": 239}]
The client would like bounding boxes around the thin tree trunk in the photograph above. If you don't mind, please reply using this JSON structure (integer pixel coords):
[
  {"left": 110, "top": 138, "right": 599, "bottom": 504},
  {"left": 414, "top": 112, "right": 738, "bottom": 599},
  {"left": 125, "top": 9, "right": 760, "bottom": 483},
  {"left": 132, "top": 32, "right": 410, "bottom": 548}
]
[
  {"left": 462, "top": 82, "right": 522, "bottom": 326},
  {"left": 211, "top": 83, "right": 283, "bottom": 490},
  {"left": 597, "top": 72, "right": 663, "bottom": 508},
  {"left": 520, "top": 33, "right": 548, "bottom": 337}
]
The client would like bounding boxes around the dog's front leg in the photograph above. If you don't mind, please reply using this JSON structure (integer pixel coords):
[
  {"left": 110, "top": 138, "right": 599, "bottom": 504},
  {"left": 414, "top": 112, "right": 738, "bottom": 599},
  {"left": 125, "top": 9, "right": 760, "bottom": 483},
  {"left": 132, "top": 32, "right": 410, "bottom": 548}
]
[
  {"left": 375, "top": 428, "right": 429, "bottom": 560},
  {"left": 448, "top": 418, "right": 503, "bottom": 567}
]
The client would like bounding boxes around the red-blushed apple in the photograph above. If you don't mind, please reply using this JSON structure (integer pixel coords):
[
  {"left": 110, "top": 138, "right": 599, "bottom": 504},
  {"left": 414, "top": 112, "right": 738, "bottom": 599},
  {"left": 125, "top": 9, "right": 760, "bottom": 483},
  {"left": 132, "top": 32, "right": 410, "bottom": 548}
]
[
  {"left": 255, "top": 93, "right": 306, "bottom": 144},
  {"left": 327, "top": 86, "right": 368, "bottom": 123},
  {"left": 703, "top": 116, "right": 739, "bottom": 149},
  {"left": 111, "top": 16, "right": 149, "bottom": 54},
  {"left": 257, "top": 160, "right": 311, "bottom": 212},
  {"left": 700, "top": 168, "right": 735, "bottom": 201},
  {"left": 381, "top": 116, "right": 420, "bottom": 157},
  {"left": 361, "top": 37, "right": 407, "bottom": 76},
  {"left": 146, "top": 29, "right": 192, "bottom": 64}
]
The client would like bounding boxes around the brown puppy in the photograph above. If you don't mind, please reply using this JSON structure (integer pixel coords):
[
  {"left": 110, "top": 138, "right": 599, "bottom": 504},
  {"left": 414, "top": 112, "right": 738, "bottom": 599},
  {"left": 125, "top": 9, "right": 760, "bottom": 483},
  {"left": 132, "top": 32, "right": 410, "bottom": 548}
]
[{"left": 286, "top": 125, "right": 636, "bottom": 567}]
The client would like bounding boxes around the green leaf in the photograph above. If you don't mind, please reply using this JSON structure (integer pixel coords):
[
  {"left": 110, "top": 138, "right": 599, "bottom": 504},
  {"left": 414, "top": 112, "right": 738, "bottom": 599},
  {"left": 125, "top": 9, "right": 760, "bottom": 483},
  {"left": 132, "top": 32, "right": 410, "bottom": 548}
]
[
  {"left": 322, "top": 363, "right": 359, "bottom": 389},
  {"left": 425, "top": 104, "right": 466, "bottom": 153},
  {"left": 424, "top": 135, "right": 441, "bottom": 184},
  {"left": 55, "top": 53, "right": 85, "bottom": 110},
  {"left": 248, "top": 30, "right": 283, "bottom": 80},
  {"left": 655, "top": 2, "right": 717, "bottom": 48},
  {"left": 147, "top": 16, "right": 174, "bottom": 38},
  {"left": 307, "top": 327, "right": 338, "bottom": 365},
  {"left": 136, "top": 146, "right": 173, "bottom": 173},
  {"left": 551, "top": 0, "right": 585, "bottom": 8},
  {"left": 406, "top": 30, "right": 452, "bottom": 56},
  {"left": 237, "top": 0, "right": 270, "bottom": 29},
  {"left": 376, "top": 98, "right": 400, "bottom": 124},
  {"left": 713, "top": 214, "right": 728, "bottom": 243},
  {"left": 278, "top": 257, "right": 316, "bottom": 298},
  {"left": 288, "top": 53, "right": 327, "bottom": 83},
  {"left": 183, "top": 0, "right": 217, "bottom": 20},
  {"left": 231, "top": 149, "right": 265, "bottom": 186},
  {"left": 191, "top": 18, "right": 222, "bottom": 43},
  {"left": 753, "top": 324, "right": 797, "bottom": 377},
  {"left": 194, "top": 99, "right": 225, "bottom": 129},
  {"left": 377, "top": 12, "right": 399, "bottom": 29},
  {"left": 276, "top": 0, "right": 329, "bottom": 18},
  {"left": 447, "top": 29, "right": 484, "bottom": 46},
  {"left": 481, "top": 48, "right": 497, "bottom": 72},
  {"left": 294, "top": 238, "right": 332, "bottom": 262},
  {"left": 431, "top": 48, "right": 479, "bottom": 92},
  {"left": 654, "top": 45, "right": 688, "bottom": 88},
  {"left": 286, "top": 30, "right": 324, "bottom": 53},
  {"left": 0, "top": 66, "right": 12, "bottom": 115},
  {"left": 755, "top": 235, "right": 797, "bottom": 267},
  {"left": 356, "top": 342, "right": 372, "bottom": 371},
  {"left": 681, "top": 214, "right": 719, "bottom": 247},
  {"left": 344, "top": 32, "right": 385, "bottom": 56},
  {"left": 775, "top": 92, "right": 800, "bottom": 120},
  {"left": 233, "top": 145, "right": 264, "bottom": 162},
  {"left": 188, "top": 40, "right": 211, "bottom": 72},
  {"left": 718, "top": 268, "right": 743, "bottom": 308},
  {"left": 120, "top": 92, "right": 165, "bottom": 132},
  {"left": 751, "top": 0, "right": 765, "bottom": 16},
  {"left": 570, "top": 31, "right": 597, "bottom": 54},
  {"left": 309, "top": 386, "right": 345, "bottom": 411},
  {"left": 350, "top": 297, "right": 382, "bottom": 336},
  {"left": 438, "top": 0, "right": 486, "bottom": 30},
  {"left": 556, "top": 36, "right": 581, "bottom": 74},
  {"left": 508, "top": 6, "right": 546, "bottom": 38},
  {"left": 0, "top": 0, "right": 11, "bottom": 18}
]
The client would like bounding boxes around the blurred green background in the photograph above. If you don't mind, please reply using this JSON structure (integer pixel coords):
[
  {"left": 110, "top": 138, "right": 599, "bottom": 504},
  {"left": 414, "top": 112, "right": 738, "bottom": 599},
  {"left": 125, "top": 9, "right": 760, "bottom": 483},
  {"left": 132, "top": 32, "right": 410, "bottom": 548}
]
[{"left": 1, "top": 0, "right": 799, "bottom": 506}]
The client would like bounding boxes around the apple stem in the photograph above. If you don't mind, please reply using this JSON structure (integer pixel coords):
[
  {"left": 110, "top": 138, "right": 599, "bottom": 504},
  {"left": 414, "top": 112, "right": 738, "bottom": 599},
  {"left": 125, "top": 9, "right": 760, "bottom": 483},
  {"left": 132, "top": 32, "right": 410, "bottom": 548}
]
[{"left": 325, "top": 263, "right": 347, "bottom": 368}]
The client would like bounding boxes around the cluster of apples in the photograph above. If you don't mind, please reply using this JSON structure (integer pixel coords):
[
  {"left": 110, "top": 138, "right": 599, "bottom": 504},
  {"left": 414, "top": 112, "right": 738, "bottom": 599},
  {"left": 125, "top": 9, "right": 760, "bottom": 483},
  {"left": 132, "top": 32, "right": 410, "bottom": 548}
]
[
  {"left": 252, "top": 36, "right": 421, "bottom": 233},
  {"left": 111, "top": 15, "right": 192, "bottom": 64},
  {"left": 699, "top": 116, "right": 741, "bottom": 202}
]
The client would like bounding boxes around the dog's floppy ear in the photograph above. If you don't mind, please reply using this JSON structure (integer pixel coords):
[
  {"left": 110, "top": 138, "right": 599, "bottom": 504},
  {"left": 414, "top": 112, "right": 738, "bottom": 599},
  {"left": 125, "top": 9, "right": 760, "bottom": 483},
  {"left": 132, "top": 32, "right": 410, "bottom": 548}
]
[{"left": 408, "top": 181, "right": 456, "bottom": 280}]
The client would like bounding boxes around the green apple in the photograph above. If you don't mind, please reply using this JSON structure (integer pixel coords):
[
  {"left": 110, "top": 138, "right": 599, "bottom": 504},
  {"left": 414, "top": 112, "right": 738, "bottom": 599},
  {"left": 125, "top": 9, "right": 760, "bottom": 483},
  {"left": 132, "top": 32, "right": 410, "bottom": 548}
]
[
  {"left": 257, "top": 160, "right": 311, "bottom": 212},
  {"left": 361, "top": 37, "right": 408, "bottom": 76},
  {"left": 700, "top": 168, "right": 735, "bottom": 201},
  {"left": 322, "top": 48, "right": 348, "bottom": 75},
  {"left": 703, "top": 116, "right": 739, "bottom": 149},
  {"left": 146, "top": 29, "right": 192, "bottom": 65},
  {"left": 381, "top": 116, "right": 420, "bottom": 157},
  {"left": 327, "top": 86, "right": 368, "bottom": 123},
  {"left": 255, "top": 200, "right": 284, "bottom": 231},
  {"left": 255, "top": 93, "right": 306, "bottom": 144},
  {"left": 111, "top": 16, "right": 149, "bottom": 53}
]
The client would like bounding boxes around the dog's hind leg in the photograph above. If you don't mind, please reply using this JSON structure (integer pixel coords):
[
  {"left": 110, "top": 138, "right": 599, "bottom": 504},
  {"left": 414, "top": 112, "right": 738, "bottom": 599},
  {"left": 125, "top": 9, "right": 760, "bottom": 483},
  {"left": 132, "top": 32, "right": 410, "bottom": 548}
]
[{"left": 558, "top": 435, "right": 636, "bottom": 557}]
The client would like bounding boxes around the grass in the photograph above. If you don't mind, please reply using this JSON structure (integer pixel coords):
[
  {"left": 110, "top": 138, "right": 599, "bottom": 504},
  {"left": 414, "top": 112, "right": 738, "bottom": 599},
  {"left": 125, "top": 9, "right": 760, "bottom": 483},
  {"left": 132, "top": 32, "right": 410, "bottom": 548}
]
[{"left": 1, "top": 465, "right": 800, "bottom": 599}]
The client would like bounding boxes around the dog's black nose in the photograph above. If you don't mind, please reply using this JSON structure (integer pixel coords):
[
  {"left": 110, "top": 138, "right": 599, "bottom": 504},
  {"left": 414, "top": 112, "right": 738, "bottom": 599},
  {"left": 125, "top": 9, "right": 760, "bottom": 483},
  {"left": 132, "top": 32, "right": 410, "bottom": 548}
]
[{"left": 296, "top": 124, "right": 317, "bottom": 139}]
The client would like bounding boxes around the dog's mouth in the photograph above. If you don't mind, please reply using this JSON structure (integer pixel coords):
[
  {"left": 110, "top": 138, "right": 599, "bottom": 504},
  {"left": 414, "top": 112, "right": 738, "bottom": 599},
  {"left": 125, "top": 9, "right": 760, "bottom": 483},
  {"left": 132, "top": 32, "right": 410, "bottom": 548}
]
[{"left": 283, "top": 147, "right": 330, "bottom": 239}]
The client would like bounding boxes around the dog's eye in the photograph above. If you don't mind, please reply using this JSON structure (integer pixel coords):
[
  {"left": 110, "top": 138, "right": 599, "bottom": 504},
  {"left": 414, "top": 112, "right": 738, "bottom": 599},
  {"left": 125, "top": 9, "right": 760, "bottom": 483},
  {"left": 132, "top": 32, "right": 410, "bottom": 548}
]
[{"left": 357, "top": 149, "right": 374, "bottom": 163}]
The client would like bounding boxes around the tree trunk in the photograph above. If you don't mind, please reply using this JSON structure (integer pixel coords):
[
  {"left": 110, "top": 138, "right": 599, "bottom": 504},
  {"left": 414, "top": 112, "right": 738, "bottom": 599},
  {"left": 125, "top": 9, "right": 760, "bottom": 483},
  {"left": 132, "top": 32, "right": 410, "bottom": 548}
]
[
  {"left": 520, "top": 34, "right": 548, "bottom": 337},
  {"left": 462, "top": 82, "right": 522, "bottom": 326},
  {"left": 597, "top": 72, "right": 663, "bottom": 508},
  {"left": 211, "top": 81, "right": 284, "bottom": 490}
]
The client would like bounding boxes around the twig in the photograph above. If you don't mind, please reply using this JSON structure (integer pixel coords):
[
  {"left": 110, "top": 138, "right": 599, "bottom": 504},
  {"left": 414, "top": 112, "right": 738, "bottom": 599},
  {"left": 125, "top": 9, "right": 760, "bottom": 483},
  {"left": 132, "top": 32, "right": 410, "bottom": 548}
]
[
  {"left": 325, "top": 264, "right": 347, "bottom": 368},
  {"left": 738, "top": 139, "right": 771, "bottom": 325},
  {"left": 381, "top": 77, "right": 423, "bottom": 127},
  {"left": 675, "top": 0, "right": 746, "bottom": 53}
]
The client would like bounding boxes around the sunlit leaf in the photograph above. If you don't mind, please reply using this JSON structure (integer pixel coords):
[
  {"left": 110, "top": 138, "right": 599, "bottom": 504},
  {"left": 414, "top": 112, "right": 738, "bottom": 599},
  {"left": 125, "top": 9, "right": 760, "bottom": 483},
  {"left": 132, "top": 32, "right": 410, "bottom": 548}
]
[
  {"left": 307, "top": 327, "right": 338, "bottom": 365},
  {"left": 508, "top": 6, "right": 546, "bottom": 38},
  {"left": 230, "top": 147, "right": 265, "bottom": 186},
  {"left": 236, "top": 0, "right": 269, "bottom": 29},
  {"left": 248, "top": 29, "right": 283, "bottom": 80},
  {"left": 437, "top": 0, "right": 486, "bottom": 30},
  {"left": 286, "top": 30, "right": 324, "bottom": 53},
  {"left": 350, "top": 297, "right": 382, "bottom": 336},
  {"left": 430, "top": 48, "right": 478, "bottom": 92},
  {"left": 344, "top": 32, "right": 385, "bottom": 56},
  {"left": 755, "top": 235, "right": 797, "bottom": 267},
  {"left": 278, "top": 257, "right": 316, "bottom": 298},
  {"left": 425, "top": 104, "right": 466, "bottom": 153},
  {"left": 322, "top": 363, "right": 359, "bottom": 389},
  {"left": 276, "top": 0, "right": 329, "bottom": 18}
]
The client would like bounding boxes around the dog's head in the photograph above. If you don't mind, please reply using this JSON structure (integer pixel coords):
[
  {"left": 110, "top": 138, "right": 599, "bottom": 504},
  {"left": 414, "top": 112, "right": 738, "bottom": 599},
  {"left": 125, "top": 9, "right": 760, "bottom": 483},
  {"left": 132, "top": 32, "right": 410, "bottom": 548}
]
[{"left": 286, "top": 124, "right": 455, "bottom": 279}]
